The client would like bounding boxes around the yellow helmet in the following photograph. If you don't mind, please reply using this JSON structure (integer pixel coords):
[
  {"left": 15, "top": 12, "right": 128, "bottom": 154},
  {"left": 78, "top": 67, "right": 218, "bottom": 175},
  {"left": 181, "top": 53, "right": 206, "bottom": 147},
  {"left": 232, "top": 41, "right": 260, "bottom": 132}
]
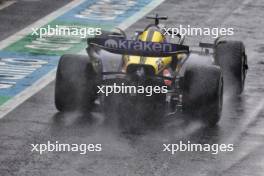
[{"left": 138, "top": 27, "right": 166, "bottom": 43}]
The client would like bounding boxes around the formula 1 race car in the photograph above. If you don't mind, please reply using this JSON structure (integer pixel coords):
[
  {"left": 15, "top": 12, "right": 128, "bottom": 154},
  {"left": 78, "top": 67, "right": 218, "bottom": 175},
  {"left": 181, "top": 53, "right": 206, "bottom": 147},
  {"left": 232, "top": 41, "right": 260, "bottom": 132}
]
[{"left": 55, "top": 14, "right": 248, "bottom": 127}]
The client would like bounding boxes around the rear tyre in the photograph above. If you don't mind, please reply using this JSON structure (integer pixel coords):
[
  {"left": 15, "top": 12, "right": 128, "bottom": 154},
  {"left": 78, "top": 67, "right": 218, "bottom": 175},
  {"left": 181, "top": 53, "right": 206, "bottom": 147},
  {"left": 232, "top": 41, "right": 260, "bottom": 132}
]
[
  {"left": 183, "top": 65, "right": 223, "bottom": 126},
  {"left": 215, "top": 41, "right": 247, "bottom": 95},
  {"left": 55, "top": 54, "right": 98, "bottom": 112}
]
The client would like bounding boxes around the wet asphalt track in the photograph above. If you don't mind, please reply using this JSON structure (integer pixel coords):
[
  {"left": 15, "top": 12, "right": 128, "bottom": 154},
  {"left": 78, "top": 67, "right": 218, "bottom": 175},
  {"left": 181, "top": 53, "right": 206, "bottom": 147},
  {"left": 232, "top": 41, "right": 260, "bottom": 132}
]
[{"left": 0, "top": 0, "right": 264, "bottom": 175}]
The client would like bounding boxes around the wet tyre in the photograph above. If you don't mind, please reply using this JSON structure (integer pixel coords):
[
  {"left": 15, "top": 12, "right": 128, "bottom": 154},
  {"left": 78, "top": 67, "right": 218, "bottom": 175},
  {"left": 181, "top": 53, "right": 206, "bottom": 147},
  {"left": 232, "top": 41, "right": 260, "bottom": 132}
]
[
  {"left": 183, "top": 65, "right": 223, "bottom": 126},
  {"left": 55, "top": 54, "right": 98, "bottom": 112},
  {"left": 215, "top": 41, "right": 248, "bottom": 95}
]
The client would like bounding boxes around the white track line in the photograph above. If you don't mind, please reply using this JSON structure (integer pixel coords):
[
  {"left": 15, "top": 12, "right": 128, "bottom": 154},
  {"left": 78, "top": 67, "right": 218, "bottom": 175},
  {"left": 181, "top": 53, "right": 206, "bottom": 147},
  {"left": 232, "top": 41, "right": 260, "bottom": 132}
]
[
  {"left": 0, "top": 69, "right": 56, "bottom": 114},
  {"left": 0, "top": 0, "right": 86, "bottom": 118},
  {"left": 0, "top": 0, "right": 165, "bottom": 118},
  {"left": 0, "top": 0, "right": 86, "bottom": 49},
  {"left": 0, "top": 0, "right": 16, "bottom": 10}
]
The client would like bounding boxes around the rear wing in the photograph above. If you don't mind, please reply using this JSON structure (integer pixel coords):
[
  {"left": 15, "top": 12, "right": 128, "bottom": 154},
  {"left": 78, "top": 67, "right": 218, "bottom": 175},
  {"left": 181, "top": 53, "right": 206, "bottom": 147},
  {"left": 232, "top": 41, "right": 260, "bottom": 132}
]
[{"left": 87, "top": 37, "right": 189, "bottom": 57}]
